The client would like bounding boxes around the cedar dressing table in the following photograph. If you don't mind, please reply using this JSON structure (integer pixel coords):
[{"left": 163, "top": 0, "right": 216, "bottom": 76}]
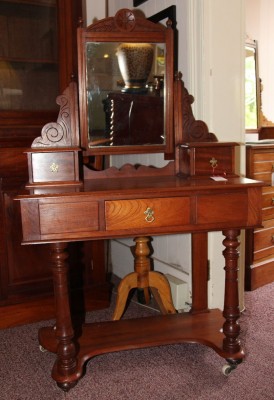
[{"left": 15, "top": 9, "right": 263, "bottom": 391}]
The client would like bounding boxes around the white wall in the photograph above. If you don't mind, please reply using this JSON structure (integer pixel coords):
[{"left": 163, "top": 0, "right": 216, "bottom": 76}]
[
  {"left": 85, "top": 1, "right": 107, "bottom": 25},
  {"left": 84, "top": 0, "right": 245, "bottom": 310},
  {"left": 199, "top": 1, "right": 245, "bottom": 309}
]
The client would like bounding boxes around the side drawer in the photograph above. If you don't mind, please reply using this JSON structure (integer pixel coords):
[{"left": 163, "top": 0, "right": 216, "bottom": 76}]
[
  {"left": 196, "top": 192, "right": 248, "bottom": 224},
  {"left": 105, "top": 197, "right": 190, "bottom": 231},
  {"left": 39, "top": 201, "right": 99, "bottom": 235}
]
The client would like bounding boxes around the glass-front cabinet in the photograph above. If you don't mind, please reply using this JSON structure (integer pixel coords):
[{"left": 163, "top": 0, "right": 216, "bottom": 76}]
[
  {"left": 0, "top": 0, "right": 83, "bottom": 320},
  {"left": 0, "top": 0, "right": 81, "bottom": 143},
  {"left": 0, "top": 0, "right": 59, "bottom": 111}
]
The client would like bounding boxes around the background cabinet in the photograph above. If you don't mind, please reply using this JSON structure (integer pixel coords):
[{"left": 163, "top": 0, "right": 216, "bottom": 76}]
[
  {"left": 245, "top": 144, "right": 274, "bottom": 290},
  {"left": 0, "top": 0, "right": 81, "bottom": 140},
  {"left": 0, "top": 0, "right": 110, "bottom": 327},
  {"left": 0, "top": 0, "right": 58, "bottom": 111}
]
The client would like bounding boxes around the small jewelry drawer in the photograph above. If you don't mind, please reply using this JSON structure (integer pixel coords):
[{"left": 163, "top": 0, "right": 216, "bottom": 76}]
[
  {"left": 179, "top": 142, "right": 238, "bottom": 177},
  {"left": 105, "top": 197, "right": 190, "bottom": 231},
  {"left": 26, "top": 148, "right": 80, "bottom": 186}
]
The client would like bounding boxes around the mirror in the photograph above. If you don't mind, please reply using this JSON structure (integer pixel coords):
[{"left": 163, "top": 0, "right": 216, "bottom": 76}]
[
  {"left": 77, "top": 9, "right": 174, "bottom": 156},
  {"left": 245, "top": 39, "right": 260, "bottom": 131}
]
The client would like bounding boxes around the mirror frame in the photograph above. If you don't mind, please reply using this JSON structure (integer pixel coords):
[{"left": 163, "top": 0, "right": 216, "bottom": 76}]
[{"left": 77, "top": 8, "right": 174, "bottom": 156}]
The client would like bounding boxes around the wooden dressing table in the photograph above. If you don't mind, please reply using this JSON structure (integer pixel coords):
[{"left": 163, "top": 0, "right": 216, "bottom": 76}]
[{"left": 15, "top": 10, "right": 263, "bottom": 391}]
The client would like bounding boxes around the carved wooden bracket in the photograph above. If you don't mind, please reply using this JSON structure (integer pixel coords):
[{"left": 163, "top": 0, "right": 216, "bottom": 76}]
[
  {"left": 31, "top": 81, "right": 79, "bottom": 148},
  {"left": 174, "top": 72, "right": 217, "bottom": 144}
]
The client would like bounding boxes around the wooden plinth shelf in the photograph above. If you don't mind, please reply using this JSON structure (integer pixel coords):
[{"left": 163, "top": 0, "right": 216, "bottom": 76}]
[{"left": 38, "top": 310, "right": 244, "bottom": 385}]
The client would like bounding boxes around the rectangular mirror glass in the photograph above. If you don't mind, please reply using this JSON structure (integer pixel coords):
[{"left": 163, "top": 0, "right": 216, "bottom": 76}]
[{"left": 85, "top": 42, "right": 165, "bottom": 148}]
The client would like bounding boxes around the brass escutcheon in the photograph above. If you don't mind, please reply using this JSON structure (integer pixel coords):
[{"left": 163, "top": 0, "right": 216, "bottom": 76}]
[
  {"left": 144, "top": 207, "right": 155, "bottom": 223},
  {"left": 209, "top": 157, "right": 218, "bottom": 168},
  {"left": 50, "top": 162, "right": 59, "bottom": 173}
]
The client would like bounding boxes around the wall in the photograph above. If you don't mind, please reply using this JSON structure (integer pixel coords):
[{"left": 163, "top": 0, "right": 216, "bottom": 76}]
[
  {"left": 84, "top": 0, "right": 245, "bottom": 310},
  {"left": 200, "top": 0, "right": 245, "bottom": 310}
]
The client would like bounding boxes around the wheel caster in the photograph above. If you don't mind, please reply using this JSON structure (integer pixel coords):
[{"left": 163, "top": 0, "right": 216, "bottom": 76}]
[
  {"left": 222, "top": 358, "right": 241, "bottom": 376},
  {"left": 222, "top": 364, "right": 234, "bottom": 376},
  {"left": 39, "top": 345, "right": 47, "bottom": 353}
]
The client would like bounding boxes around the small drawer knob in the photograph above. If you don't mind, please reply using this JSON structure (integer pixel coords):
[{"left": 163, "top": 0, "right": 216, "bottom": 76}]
[
  {"left": 50, "top": 162, "right": 59, "bottom": 173},
  {"left": 144, "top": 207, "right": 155, "bottom": 223},
  {"left": 271, "top": 197, "right": 274, "bottom": 205}
]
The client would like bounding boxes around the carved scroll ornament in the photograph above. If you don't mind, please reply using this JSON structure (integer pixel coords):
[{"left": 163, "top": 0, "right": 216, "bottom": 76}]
[{"left": 31, "top": 81, "right": 79, "bottom": 148}]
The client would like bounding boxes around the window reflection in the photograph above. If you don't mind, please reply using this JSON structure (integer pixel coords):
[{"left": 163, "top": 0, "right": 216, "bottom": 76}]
[{"left": 245, "top": 42, "right": 259, "bottom": 130}]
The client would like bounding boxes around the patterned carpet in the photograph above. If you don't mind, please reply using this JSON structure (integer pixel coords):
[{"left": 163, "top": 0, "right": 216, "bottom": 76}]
[{"left": 1, "top": 282, "right": 274, "bottom": 400}]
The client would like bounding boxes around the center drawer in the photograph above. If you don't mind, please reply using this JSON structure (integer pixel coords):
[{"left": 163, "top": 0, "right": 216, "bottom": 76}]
[{"left": 105, "top": 197, "right": 190, "bottom": 231}]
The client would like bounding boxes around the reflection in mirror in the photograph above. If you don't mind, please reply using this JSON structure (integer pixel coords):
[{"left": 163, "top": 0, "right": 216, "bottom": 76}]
[
  {"left": 245, "top": 40, "right": 259, "bottom": 130},
  {"left": 86, "top": 42, "right": 165, "bottom": 147}
]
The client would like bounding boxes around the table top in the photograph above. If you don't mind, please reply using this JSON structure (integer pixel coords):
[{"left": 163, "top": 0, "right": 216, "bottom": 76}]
[{"left": 16, "top": 175, "right": 264, "bottom": 199}]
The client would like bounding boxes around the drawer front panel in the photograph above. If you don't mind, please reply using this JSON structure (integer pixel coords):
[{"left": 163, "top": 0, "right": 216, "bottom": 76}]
[
  {"left": 39, "top": 201, "right": 99, "bottom": 235},
  {"left": 253, "top": 154, "right": 274, "bottom": 183},
  {"left": 252, "top": 160, "right": 274, "bottom": 174},
  {"left": 254, "top": 153, "right": 274, "bottom": 163},
  {"left": 262, "top": 187, "right": 274, "bottom": 220},
  {"left": 254, "top": 219, "right": 274, "bottom": 254},
  {"left": 32, "top": 152, "right": 76, "bottom": 183},
  {"left": 197, "top": 193, "right": 247, "bottom": 224},
  {"left": 105, "top": 197, "right": 190, "bottom": 231},
  {"left": 193, "top": 146, "right": 234, "bottom": 176}
]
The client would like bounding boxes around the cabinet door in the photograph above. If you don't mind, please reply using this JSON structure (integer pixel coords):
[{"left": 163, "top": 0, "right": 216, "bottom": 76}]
[{"left": 0, "top": 0, "right": 82, "bottom": 139}]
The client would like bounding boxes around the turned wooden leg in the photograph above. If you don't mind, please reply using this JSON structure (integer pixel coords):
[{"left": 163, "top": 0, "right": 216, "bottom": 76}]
[
  {"left": 222, "top": 230, "right": 242, "bottom": 355},
  {"left": 113, "top": 236, "right": 176, "bottom": 320},
  {"left": 50, "top": 242, "right": 78, "bottom": 392}
]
